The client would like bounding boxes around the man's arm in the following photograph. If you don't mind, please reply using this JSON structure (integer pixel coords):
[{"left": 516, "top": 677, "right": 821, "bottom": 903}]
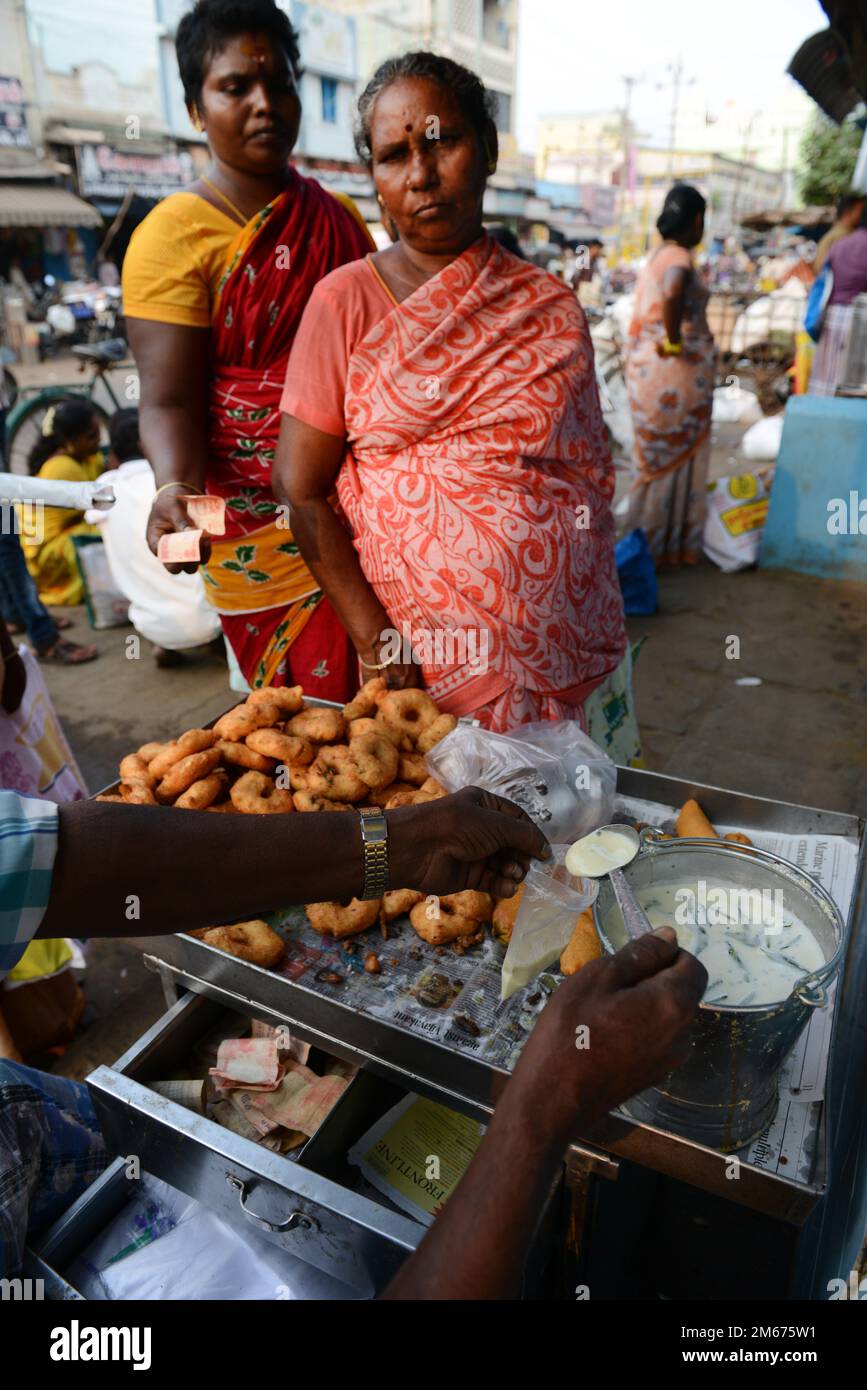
[
  {"left": 36, "top": 788, "right": 548, "bottom": 941},
  {"left": 382, "top": 930, "right": 707, "bottom": 1300}
]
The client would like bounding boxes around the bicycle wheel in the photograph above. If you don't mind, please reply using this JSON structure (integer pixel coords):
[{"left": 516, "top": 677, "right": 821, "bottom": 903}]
[{"left": 4, "top": 391, "right": 111, "bottom": 476}]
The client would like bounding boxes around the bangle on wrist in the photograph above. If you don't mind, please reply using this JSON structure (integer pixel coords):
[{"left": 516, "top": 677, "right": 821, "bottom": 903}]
[
  {"left": 358, "top": 653, "right": 394, "bottom": 671},
  {"left": 154, "top": 481, "right": 205, "bottom": 502}
]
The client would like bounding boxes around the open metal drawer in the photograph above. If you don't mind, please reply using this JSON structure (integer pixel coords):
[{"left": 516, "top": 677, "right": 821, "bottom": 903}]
[{"left": 86, "top": 992, "right": 424, "bottom": 1296}]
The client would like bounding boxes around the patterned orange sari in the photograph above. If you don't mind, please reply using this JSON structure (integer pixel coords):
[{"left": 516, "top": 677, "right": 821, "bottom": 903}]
[
  {"left": 623, "top": 244, "right": 716, "bottom": 567},
  {"left": 336, "top": 235, "right": 626, "bottom": 730}
]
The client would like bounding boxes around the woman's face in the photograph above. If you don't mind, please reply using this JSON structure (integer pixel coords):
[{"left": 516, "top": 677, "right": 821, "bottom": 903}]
[
  {"left": 195, "top": 31, "right": 301, "bottom": 176},
  {"left": 369, "top": 77, "right": 489, "bottom": 256},
  {"left": 67, "top": 419, "right": 101, "bottom": 459},
  {"left": 688, "top": 211, "right": 705, "bottom": 248}
]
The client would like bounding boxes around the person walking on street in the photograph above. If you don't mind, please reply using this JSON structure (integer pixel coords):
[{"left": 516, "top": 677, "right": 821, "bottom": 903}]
[{"left": 622, "top": 184, "right": 716, "bottom": 569}]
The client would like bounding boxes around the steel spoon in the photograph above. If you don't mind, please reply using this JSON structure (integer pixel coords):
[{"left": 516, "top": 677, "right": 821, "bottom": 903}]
[{"left": 571, "top": 824, "right": 653, "bottom": 940}]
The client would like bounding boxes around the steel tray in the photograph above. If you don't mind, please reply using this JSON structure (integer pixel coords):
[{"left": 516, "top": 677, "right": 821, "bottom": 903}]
[{"left": 132, "top": 766, "right": 865, "bottom": 1227}]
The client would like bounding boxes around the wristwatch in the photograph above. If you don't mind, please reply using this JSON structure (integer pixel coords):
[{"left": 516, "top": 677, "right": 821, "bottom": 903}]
[{"left": 358, "top": 809, "right": 390, "bottom": 899}]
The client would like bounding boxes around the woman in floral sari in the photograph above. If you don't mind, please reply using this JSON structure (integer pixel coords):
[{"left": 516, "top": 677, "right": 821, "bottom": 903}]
[
  {"left": 622, "top": 184, "right": 716, "bottom": 569},
  {"left": 275, "top": 53, "right": 634, "bottom": 752},
  {"left": 123, "top": 0, "right": 371, "bottom": 696}
]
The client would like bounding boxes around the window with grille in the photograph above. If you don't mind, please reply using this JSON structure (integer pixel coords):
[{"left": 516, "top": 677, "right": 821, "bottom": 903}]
[
  {"left": 490, "top": 90, "right": 512, "bottom": 133},
  {"left": 321, "top": 77, "right": 338, "bottom": 125},
  {"left": 483, "top": 0, "right": 511, "bottom": 49}
]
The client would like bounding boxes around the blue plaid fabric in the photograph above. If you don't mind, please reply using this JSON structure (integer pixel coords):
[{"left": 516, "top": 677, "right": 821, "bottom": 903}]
[
  {"left": 0, "top": 792, "right": 59, "bottom": 982},
  {"left": 0, "top": 1060, "right": 108, "bottom": 1276}
]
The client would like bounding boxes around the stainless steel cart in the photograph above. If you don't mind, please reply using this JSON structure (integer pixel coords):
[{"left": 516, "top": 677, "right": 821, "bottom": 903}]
[{"left": 27, "top": 766, "right": 867, "bottom": 1299}]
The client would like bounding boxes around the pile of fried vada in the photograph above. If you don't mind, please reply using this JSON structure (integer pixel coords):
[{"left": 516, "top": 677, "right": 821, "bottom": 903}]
[{"left": 106, "top": 677, "right": 522, "bottom": 962}]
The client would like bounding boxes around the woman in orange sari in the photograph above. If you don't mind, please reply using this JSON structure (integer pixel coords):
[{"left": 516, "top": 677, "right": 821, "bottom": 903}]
[
  {"left": 275, "top": 54, "right": 631, "bottom": 746},
  {"left": 122, "top": 0, "right": 371, "bottom": 696},
  {"left": 622, "top": 184, "right": 716, "bottom": 569}
]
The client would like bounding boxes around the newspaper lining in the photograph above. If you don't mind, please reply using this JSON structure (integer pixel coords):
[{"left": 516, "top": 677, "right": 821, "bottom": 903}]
[{"left": 264, "top": 796, "right": 859, "bottom": 1188}]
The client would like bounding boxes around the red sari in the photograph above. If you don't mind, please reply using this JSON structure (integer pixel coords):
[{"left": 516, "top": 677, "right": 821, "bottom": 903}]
[{"left": 202, "top": 168, "right": 370, "bottom": 696}]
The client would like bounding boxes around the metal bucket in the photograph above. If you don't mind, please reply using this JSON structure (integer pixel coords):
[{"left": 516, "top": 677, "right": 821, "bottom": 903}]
[{"left": 593, "top": 834, "right": 845, "bottom": 1152}]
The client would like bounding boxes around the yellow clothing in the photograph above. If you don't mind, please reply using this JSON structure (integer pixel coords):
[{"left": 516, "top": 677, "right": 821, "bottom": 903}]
[
  {"left": 6, "top": 937, "right": 73, "bottom": 987},
  {"left": 23, "top": 453, "right": 102, "bottom": 606},
  {"left": 123, "top": 187, "right": 372, "bottom": 328}
]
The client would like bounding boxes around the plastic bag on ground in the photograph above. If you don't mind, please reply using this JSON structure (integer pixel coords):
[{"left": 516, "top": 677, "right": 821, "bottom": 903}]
[
  {"left": 702, "top": 468, "right": 775, "bottom": 573},
  {"left": 741, "top": 415, "right": 784, "bottom": 461},
  {"left": 500, "top": 845, "right": 597, "bottom": 1000},
  {"left": 425, "top": 720, "right": 616, "bottom": 842},
  {"left": 615, "top": 527, "right": 658, "bottom": 615},
  {"left": 72, "top": 535, "right": 129, "bottom": 629},
  {"left": 711, "top": 385, "right": 761, "bottom": 425}
]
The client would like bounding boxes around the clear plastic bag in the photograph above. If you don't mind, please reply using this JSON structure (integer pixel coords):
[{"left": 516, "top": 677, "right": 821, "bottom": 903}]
[
  {"left": 501, "top": 846, "right": 598, "bottom": 1000},
  {"left": 426, "top": 719, "right": 616, "bottom": 841}
]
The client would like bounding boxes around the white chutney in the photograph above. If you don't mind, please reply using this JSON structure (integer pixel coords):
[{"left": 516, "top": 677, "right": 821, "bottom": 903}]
[{"left": 601, "top": 880, "right": 826, "bottom": 1007}]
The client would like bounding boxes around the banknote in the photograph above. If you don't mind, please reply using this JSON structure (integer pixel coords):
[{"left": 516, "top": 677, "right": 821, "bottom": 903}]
[
  {"left": 183, "top": 494, "right": 226, "bottom": 535},
  {"left": 157, "top": 528, "right": 204, "bottom": 563},
  {"left": 228, "top": 1087, "right": 280, "bottom": 1136},
  {"left": 251, "top": 1072, "right": 350, "bottom": 1137},
  {"left": 210, "top": 1036, "right": 282, "bottom": 1088}
]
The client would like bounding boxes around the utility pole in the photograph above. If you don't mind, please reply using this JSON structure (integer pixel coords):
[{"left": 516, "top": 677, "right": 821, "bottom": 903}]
[
  {"left": 618, "top": 74, "right": 638, "bottom": 260},
  {"left": 668, "top": 56, "right": 683, "bottom": 179}
]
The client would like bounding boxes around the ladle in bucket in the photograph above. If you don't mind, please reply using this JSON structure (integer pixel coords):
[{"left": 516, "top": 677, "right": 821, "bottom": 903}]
[{"left": 565, "top": 824, "right": 652, "bottom": 940}]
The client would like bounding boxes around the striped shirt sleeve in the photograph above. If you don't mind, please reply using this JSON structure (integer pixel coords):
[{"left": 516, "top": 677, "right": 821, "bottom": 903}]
[{"left": 0, "top": 792, "right": 59, "bottom": 982}]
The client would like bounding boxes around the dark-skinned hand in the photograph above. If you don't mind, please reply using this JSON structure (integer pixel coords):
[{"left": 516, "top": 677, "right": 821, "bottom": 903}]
[
  {"left": 387, "top": 786, "right": 551, "bottom": 900},
  {"left": 145, "top": 489, "right": 213, "bottom": 575},
  {"left": 508, "top": 927, "right": 707, "bottom": 1145}
]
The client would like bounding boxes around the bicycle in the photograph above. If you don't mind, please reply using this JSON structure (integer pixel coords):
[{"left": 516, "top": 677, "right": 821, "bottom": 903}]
[{"left": 3, "top": 338, "right": 133, "bottom": 475}]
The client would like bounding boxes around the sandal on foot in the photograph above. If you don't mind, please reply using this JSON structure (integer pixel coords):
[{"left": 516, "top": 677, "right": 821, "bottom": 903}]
[{"left": 38, "top": 639, "right": 98, "bottom": 665}]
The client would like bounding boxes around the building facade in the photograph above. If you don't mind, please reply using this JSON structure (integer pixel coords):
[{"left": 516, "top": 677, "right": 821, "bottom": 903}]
[
  {"left": 327, "top": 0, "right": 523, "bottom": 210},
  {"left": 629, "top": 148, "right": 786, "bottom": 247}
]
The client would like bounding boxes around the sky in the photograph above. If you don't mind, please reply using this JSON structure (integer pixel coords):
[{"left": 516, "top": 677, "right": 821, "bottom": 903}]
[{"left": 516, "top": 0, "right": 829, "bottom": 151}]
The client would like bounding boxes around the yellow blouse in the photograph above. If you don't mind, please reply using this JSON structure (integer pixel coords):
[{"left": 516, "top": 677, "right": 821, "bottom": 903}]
[
  {"left": 122, "top": 188, "right": 371, "bottom": 328},
  {"left": 24, "top": 453, "right": 104, "bottom": 551}
]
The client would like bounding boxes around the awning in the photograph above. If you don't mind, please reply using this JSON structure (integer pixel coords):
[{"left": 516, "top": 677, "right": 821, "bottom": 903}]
[
  {"left": 0, "top": 183, "right": 103, "bottom": 228},
  {"left": 739, "top": 206, "right": 835, "bottom": 232},
  {"left": 0, "top": 151, "right": 71, "bottom": 180},
  {"left": 787, "top": 29, "right": 862, "bottom": 124}
]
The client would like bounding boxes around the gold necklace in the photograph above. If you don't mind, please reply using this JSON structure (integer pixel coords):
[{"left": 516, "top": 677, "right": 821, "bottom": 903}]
[{"left": 199, "top": 174, "right": 248, "bottom": 225}]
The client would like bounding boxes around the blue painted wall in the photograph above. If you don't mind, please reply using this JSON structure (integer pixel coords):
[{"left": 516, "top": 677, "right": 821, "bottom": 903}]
[{"left": 760, "top": 397, "right": 867, "bottom": 583}]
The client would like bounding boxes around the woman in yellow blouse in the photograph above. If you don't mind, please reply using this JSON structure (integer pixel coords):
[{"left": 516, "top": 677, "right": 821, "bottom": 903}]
[
  {"left": 122, "top": 0, "right": 372, "bottom": 699},
  {"left": 23, "top": 399, "right": 103, "bottom": 608}
]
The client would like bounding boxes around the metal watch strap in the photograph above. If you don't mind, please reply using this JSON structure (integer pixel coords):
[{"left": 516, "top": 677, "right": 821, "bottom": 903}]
[{"left": 358, "top": 808, "right": 389, "bottom": 900}]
